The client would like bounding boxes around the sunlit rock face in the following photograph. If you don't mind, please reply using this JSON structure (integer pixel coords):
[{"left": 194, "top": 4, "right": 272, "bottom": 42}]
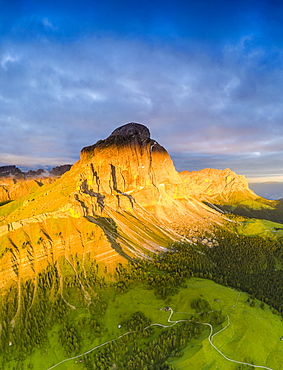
[
  {"left": 79, "top": 122, "right": 182, "bottom": 206},
  {"left": 0, "top": 179, "right": 56, "bottom": 203},
  {"left": 77, "top": 123, "right": 256, "bottom": 212},
  {"left": 180, "top": 168, "right": 258, "bottom": 203},
  {"left": 0, "top": 165, "right": 72, "bottom": 203},
  {"left": 80, "top": 122, "right": 181, "bottom": 189},
  {"left": 0, "top": 122, "right": 260, "bottom": 289}
]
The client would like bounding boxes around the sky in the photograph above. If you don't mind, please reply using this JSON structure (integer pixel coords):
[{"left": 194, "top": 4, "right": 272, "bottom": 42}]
[{"left": 0, "top": 0, "right": 283, "bottom": 182}]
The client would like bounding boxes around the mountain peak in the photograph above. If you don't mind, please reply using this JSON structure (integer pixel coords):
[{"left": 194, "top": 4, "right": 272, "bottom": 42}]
[
  {"left": 110, "top": 122, "right": 150, "bottom": 140},
  {"left": 81, "top": 122, "right": 153, "bottom": 159}
]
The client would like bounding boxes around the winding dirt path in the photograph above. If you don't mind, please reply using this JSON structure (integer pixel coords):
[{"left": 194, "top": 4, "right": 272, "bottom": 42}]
[
  {"left": 46, "top": 296, "right": 277, "bottom": 370},
  {"left": 198, "top": 316, "right": 275, "bottom": 370}
]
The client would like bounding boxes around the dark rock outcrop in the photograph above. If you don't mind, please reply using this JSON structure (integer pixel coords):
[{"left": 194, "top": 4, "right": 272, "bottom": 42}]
[
  {"left": 50, "top": 164, "right": 72, "bottom": 177},
  {"left": 81, "top": 122, "right": 167, "bottom": 159},
  {"left": 26, "top": 169, "right": 48, "bottom": 178},
  {"left": 0, "top": 165, "right": 24, "bottom": 179}
]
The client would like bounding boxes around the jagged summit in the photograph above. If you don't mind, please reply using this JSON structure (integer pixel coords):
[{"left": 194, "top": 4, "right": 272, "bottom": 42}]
[
  {"left": 81, "top": 122, "right": 167, "bottom": 160},
  {"left": 110, "top": 122, "right": 150, "bottom": 140},
  {"left": 0, "top": 165, "right": 24, "bottom": 179}
]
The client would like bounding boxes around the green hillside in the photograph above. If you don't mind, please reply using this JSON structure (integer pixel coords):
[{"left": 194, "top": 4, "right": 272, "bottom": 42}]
[{"left": 2, "top": 278, "right": 283, "bottom": 370}]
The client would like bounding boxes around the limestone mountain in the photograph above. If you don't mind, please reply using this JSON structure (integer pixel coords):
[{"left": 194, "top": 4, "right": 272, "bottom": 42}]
[
  {"left": 0, "top": 164, "right": 72, "bottom": 203},
  {"left": 0, "top": 122, "right": 269, "bottom": 290},
  {"left": 0, "top": 178, "right": 54, "bottom": 204},
  {"left": 180, "top": 168, "right": 257, "bottom": 203}
]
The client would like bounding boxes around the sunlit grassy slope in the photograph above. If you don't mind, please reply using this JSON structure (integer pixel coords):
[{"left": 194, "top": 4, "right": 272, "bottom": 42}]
[
  {"left": 169, "top": 279, "right": 283, "bottom": 370},
  {"left": 8, "top": 278, "right": 283, "bottom": 370},
  {"left": 0, "top": 169, "right": 78, "bottom": 223},
  {"left": 237, "top": 218, "right": 283, "bottom": 238},
  {"left": 216, "top": 195, "right": 283, "bottom": 224}
]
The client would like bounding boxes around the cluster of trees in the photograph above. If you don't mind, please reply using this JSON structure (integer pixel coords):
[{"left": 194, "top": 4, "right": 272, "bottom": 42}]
[
  {"left": 0, "top": 254, "right": 108, "bottom": 366},
  {"left": 59, "top": 323, "right": 81, "bottom": 356},
  {"left": 207, "top": 231, "right": 283, "bottom": 312},
  {"left": 122, "top": 311, "right": 152, "bottom": 332},
  {"left": 81, "top": 310, "right": 209, "bottom": 370},
  {"left": 1, "top": 279, "right": 50, "bottom": 361},
  {"left": 114, "top": 229, "right": 283, "bottom": 316},
  {"left": 0, "top": 272, "right": 66, "bottom": 364},
  {"left": 191, "top": 298, "right": 225, "bottom": 326}
]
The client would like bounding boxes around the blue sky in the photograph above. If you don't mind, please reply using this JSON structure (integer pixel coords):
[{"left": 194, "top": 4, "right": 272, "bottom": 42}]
[{"left": 0, "top": 0, "right": 283, "bottom": 181}]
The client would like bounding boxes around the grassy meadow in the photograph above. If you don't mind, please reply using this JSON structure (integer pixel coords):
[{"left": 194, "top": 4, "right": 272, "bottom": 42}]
[{"left": 3, "top": 278, "right": 282, "bottom": 370}]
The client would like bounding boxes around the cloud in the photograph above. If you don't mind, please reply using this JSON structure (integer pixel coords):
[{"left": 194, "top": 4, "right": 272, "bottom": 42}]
[
  {"left": 0, "top": 30, "right": 282, "bottom": 179},
  {"left": 42, "top": 17, "right": 57, "bottom": 31}
]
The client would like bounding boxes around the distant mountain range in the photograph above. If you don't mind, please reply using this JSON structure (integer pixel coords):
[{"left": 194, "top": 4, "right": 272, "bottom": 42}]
[
  {"left": 0, "top": 164, "right": 73, "bottom": 204},
  {"left": 0, "top": 164, "right": 72, "bottom": 179},
  {"left": 249, "top": 181, "right": 283, "bottom": 200}
]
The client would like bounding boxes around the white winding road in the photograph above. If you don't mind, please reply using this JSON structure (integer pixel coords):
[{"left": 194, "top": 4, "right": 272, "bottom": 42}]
[{"left": 46, "top": 299, "right": 277, "bottom": 370}]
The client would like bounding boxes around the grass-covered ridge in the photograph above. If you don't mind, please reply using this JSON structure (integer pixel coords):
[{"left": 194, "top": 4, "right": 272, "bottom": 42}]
[
  {"left": 238, "top": 218, "right": 283, "bottom": 238},
  {"left": 215, "top": 197, "right": 283, "bottom": 224}
]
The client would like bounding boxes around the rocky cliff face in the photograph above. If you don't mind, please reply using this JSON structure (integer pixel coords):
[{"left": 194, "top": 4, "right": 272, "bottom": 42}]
[
  {"left": 0, "top": 179, "right": 57, "bottom": 204},
  {"left": 0, "top": 123, "right": 262, "bottom": 289},
  {"left": 80, "top": 122, "right": 182, "bottom": 205},
  {"left": 180, "top": 168, "right": 257, "bottom": 203},
  {"left": 0, "top": 165, "right": 72, "bottom": 203},
  {"left": 0, "top": 165, "right": 24, "bottom": 179}
]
